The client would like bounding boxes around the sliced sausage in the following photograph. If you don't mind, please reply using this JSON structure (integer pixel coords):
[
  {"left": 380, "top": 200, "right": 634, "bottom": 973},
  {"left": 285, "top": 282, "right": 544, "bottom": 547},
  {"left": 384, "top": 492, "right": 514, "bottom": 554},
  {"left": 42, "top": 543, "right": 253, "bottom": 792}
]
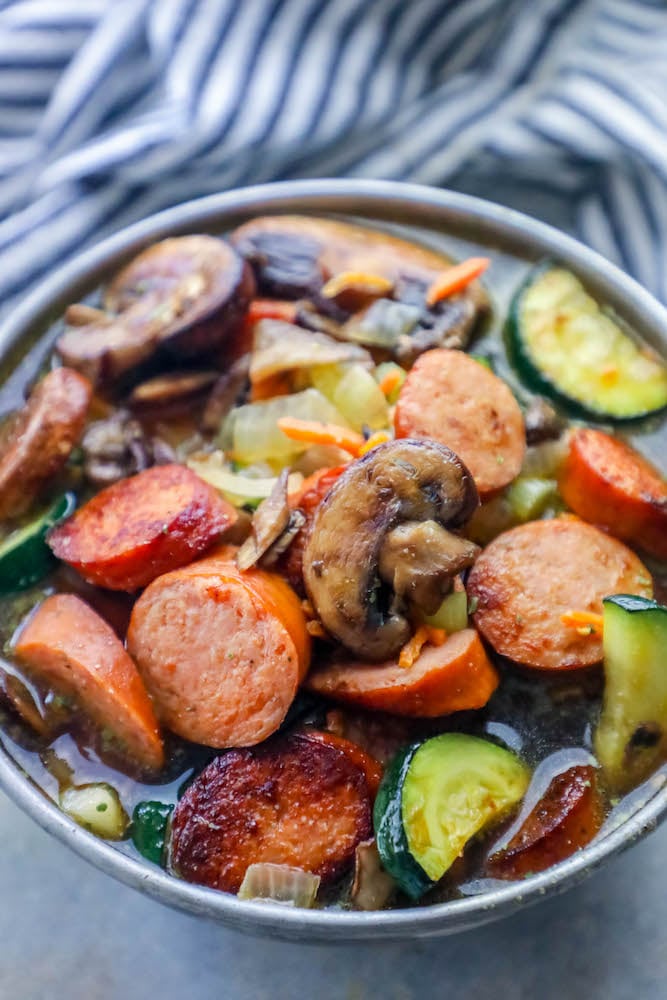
[
  {"left": 487, "top": 764, "right": 603, "bottom": 879},
  {"left": 48, "top": 464, "right": 236, "bottom": 591},
  {"left": 280, "top": 465, "right": 347, "bottom": 593},
  {"left": 298, "top": 729, "right": 383, "bottom": 798},
  {"left": 394, "top": 349, "right": 525, "bottom": 496},
  {"left": 14, "top": 594, "right": 164, "bottom": 772},
  {"left": 170, "top": 733, "right": 372, "bottom": 892},
  {"left": 559, "top": 428, "right": 667, "bottom": 561},
  {"left": 0, "top": 368, "right": 91, "bottom": 519},
  {"left": 306, "top": 629, "right": 499, "bottom": 717},
  {"left": 127, "top": 551, "right": 310, "bottom": 747},
  {"left": 467, "top": 518, "right": 653, "bottom": 670}
]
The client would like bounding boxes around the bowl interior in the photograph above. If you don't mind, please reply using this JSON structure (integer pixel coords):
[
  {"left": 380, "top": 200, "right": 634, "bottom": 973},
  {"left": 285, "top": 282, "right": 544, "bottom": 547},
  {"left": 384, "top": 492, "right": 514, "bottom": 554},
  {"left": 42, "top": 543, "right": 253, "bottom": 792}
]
[{"left": 0, "top": 179, "right": 666, "bottom": 942}]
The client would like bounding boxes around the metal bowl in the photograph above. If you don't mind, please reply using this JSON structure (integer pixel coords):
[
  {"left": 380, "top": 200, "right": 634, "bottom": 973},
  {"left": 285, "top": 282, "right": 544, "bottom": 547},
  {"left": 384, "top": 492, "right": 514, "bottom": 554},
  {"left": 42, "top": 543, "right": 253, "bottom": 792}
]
[{"left": 0, "top": 179, "right": 665, "bottom": 943}]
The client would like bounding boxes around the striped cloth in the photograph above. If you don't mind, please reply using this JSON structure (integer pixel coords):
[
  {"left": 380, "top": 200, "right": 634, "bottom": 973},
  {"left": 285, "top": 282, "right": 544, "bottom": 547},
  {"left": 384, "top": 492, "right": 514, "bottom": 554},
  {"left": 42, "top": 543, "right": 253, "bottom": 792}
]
[{"left": 0, "top": 0, "right": 666, "bottom": 316}]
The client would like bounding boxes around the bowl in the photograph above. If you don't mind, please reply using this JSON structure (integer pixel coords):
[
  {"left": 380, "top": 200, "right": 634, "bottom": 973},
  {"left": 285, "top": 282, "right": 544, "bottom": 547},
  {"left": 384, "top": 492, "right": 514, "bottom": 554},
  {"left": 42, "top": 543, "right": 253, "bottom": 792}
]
[{"left": 0, "top": 179, "right": 665, "bottom": 942}]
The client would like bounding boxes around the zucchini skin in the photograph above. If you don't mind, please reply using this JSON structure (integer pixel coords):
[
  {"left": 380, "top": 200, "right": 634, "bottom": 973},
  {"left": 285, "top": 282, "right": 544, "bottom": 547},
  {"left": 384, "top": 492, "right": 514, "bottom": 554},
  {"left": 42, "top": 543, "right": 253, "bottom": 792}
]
[
  {"left": 595, "top": 594, "right": 667, "bottom": 792},
  {"left": 506, "top": 260, "right": 667, "bottom": 422},
  {"left": 373, "top": 744, "right": 434, "bottom": 901},
  {"left": 0, "top": 492, "right": 76, "bottom": 593}
]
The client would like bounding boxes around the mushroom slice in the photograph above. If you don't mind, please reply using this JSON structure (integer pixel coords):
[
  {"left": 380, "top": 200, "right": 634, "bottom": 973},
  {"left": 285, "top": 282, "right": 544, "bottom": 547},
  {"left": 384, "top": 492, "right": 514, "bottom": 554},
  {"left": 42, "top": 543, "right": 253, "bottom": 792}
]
[
  {"left": 378, "top": 521, "right": 479, "bottom": 615},
  {"left": 57, "top": 236, "right": 255, "bottom": 385},
  {"left": 128, "top": 370, "right": 218, "bottom": 410},
  {"left": 303, "top": 439, "right": 479, "bottom": 661},
  {"left": 237, "top": 470, "right": 291, "bottom": 570},
  {"left": 249, "top": 319, "right": 371, "bottom": 384},
  {"left": 230, "top": 216, "right": 489, "bottom": 356}
]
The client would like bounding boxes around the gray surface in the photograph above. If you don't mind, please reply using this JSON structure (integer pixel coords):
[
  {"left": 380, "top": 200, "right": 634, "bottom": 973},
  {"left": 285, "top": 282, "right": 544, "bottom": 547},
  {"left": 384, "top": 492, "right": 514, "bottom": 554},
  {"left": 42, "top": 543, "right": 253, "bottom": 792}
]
[{"left": 0, "top": 790, "right": 665, "bottom": 1000}]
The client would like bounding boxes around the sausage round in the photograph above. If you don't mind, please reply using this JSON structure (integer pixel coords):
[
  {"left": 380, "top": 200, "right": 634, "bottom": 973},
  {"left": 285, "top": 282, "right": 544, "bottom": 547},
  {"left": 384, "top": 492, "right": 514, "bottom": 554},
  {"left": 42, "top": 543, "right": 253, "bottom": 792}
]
[
  {"left": 467, "top": 518, "right": 653, "bottom": 670},
  {"left": 170, "top": 734, "right": 372, "bottom": 892},
  {"left": 394, "top": 349, "right": 525, "bottom": 496},
  {"left": 0, "top": 367, "right": 91, "bottom": 519},
  {"left": 48, "top": 464, "right": 236, "bottom": 591},
  {"left": 14, "top": 594, "right": 163, "bottom": 772},
  {"left": 127, "top": 557, "right": 309, "bottom": 747}
]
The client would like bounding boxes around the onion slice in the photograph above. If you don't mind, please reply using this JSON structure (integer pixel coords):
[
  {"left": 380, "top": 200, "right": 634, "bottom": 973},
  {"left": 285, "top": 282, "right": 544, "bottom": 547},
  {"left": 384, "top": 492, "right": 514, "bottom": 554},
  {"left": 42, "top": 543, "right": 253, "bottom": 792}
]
[{"left": 237, "top": 863, "right": 320, "bottom": 907}]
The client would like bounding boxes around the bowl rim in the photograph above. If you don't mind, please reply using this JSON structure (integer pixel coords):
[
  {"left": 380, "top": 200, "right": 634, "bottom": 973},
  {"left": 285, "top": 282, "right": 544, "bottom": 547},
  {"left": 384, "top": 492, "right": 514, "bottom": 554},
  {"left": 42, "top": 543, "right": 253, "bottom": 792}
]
[{"left": 1, "top": 177, "right": 666, "bottom": 942}]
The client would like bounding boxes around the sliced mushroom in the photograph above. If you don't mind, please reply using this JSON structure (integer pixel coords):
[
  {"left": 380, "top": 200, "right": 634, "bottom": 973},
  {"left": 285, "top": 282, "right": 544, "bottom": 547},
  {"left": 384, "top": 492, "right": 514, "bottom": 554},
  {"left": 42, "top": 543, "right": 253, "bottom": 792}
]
[
  {"left": 81, "top": 409, "right": 176, "bottom": 487},
  {"left": 237, "top": 470, "right": 291, "bottom": 570},
  {"left": 303, "top": 439, "right": 479, "bottom": 661},
  {"left": 351, "top": 840, "right": 396, "bottom": 911},
  {"left": 200, "top": 355, "right": 250, "bottom": 433},
  {"left": 523, "top": 396, "right": 567, "bottom": 445},
  {"left": 57, "top": 236, "right": 255, "bottom": 385},
  {"left": 128, "top": 370, "right": 218, "bottom": 410},
  {"left": 250, "top": 319, "right": 372, "bottom": 385},
  {"left": 378, "top": 520, "right": 479, "bottom": 615},
  {"left": 231, "top": 216, "right": 487, "bottom": 360},
  {"left": 0, "top": 367, "right": 91, "bottom": 519}
]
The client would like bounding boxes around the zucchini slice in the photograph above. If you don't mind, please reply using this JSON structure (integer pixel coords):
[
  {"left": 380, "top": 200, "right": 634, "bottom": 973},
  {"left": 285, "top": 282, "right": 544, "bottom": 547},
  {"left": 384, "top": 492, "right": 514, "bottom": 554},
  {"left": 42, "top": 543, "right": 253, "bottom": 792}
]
[
  {"left": 507, "top": 262, "right": 667, "bottom": 420},
  {"left": 595, "top": 594, "right": 667, "bottom": 792},
  {"left": 0, "top": 492, "right": 75, "bottom": 593},
  {"left": 374, "top": 733, "right": 530, "bottom": 899}
]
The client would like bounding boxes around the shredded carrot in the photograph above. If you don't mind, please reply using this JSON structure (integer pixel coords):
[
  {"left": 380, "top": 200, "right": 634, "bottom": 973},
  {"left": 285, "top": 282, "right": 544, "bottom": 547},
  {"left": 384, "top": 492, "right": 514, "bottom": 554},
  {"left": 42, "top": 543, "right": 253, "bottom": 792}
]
[
  {"left": 321, "top": 271, "right": 394, "bottom": 299},
  {"left": 358, "top": 430, "right": 392, "bottom": 456},
  {"left": 398, "top": 625, "right": 447, "bottom": 669},
  {"left": 425, "top": 257, "right": 490, "bottom": 307},
  {"left": 560, "top": 610, "right": 604, "bottom": 636},
  {"left": 378, "top": 368, "right": 403, "bottom": 397},
  {"left": 247, "top": 298, "right": 298, "bottom": 324},
  {"left": 277, "top": 417, "right": 365, "bottom": 456}
]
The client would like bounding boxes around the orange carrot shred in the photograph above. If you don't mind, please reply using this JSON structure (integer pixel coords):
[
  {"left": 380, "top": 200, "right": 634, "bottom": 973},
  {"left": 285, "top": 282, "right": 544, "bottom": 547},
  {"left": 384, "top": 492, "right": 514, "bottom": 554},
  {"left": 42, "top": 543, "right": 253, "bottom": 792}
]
[
  {"left": 378, "top": 368, "right": 403, "bottom": 397},
  {"left": 358, "top": 430, "right": 391, "bottom": 457},
  {"left": 321, "top": 271, "right": 394, "bottom": 299},
  {"left": 277, "top": 417, "right": 365, "bottom": 456},
  {"left": 425, "top": 257, "right": 490, "bottom": 307},
  {"left": 306, "top": 620, "right": 329, "bottom": 640},
  {"left": 247, "top": 299, "right": 298, "bottom": 324},
  {"left": 560, "top": 610, "right": 604, "bottom": 635},
  {"left": 398, "top": 625, "right": 447, "bottom": 669}
]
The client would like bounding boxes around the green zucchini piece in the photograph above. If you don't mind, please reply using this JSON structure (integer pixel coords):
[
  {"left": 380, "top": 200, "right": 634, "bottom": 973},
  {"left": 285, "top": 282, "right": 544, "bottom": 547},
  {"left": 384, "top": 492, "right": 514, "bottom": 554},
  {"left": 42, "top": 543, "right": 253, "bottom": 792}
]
[
  {"left": 507, "top": 262, "right": 667, "bottom": 419},
  {"left": 595, "top": 594, "right": 667, "bottom": 792},
  {"left": 0, "top": 493, "right": 76, "bottom": 594},
  {"left": 374, "top": 734, "right": 530, "bottom": 899},
  {"left": 131, "top": 801, "right": 174, "bottom": 865}
]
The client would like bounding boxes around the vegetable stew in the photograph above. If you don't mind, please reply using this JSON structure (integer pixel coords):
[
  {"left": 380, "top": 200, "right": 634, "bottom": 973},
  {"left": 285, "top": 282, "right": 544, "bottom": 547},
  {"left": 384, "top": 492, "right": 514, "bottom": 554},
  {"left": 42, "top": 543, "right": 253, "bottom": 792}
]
[{"left": 0, "top": 214, "right": 666, "bottom": 912}]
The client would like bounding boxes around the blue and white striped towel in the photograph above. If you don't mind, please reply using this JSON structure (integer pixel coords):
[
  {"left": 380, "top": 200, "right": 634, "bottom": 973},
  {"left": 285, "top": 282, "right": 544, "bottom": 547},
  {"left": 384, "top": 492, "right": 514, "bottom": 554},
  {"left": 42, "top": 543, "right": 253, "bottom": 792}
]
[{"left": 0, "top": 0, "right": 666, "bottom": 316}]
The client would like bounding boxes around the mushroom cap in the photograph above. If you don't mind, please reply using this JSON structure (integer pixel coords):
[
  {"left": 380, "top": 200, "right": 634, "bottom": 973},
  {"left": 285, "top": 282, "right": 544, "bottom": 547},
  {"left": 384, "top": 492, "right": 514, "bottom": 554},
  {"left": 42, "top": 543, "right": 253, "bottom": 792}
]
[{"left": 303, "top": 438, "right": 479, "bottom": 661}]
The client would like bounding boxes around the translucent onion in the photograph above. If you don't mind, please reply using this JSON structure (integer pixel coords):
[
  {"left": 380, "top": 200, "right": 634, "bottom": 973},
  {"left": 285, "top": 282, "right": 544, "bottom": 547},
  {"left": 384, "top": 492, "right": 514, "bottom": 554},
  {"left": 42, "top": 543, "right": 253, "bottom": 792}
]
[
  {"left": 187, "top": 451, "right": 303, "bottom": 507},
  {"left": 237, "top": 863, "right": 320, "bottom": 907},
  {"left": 311, "top": 364, "right": 389, "bottom": 432},
  {"left": 250, "top": 319, "right": 371, "bottom": 383},
  {"left": 506, "top": 477, "right": 559, "bottom": 522},
  {"left": 223, "top": 389, "right": 349, "bottom": 464},
  {"left": 60, "top": 783, "right": 129, "bottom": 840}
]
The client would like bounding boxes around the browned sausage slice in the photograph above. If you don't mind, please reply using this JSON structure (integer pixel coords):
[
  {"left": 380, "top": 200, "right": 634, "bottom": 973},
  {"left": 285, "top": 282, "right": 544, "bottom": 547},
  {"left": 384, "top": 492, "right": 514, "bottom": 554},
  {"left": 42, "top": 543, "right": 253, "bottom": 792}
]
[
  {"left": 394, "top": 349, "right": 525, "bottom": 496},
  {"left": 467, "top": 518, "right": 653, "bottom": 670},
  {"left": 14, "top": 594, "right": 164, "bottom": 772},
  {"left": 170, "top": 734, "right": 372, "bottom": 892},
  {"left": 48, "top": 464, "right": 236, "bottom": 591},
  {"left": 0, "top": 367, "right": 91, "bottom": 519},
  {"left": 127, "top": 557, "right": 309, "bottom": 747}
]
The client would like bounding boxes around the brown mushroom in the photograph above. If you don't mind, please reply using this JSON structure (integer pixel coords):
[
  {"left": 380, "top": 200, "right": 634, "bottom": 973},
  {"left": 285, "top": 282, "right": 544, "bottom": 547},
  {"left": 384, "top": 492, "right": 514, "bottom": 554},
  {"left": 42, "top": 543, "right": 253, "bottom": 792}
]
[
  {"left": 302, "top": 439, "right": 479, "bottom": 661},
  {"left": 57, "top": 236, "right": 255, "bottom": 385},
  {"left": 230, "top": 216, "right": 488, "bottom": 358}
]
